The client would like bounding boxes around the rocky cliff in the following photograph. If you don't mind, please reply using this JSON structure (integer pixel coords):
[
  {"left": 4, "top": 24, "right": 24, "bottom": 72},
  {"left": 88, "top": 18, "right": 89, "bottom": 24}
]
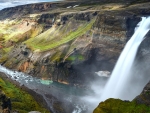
[{"left": 0, "top": 0, "right": 150, "bottom": 86}]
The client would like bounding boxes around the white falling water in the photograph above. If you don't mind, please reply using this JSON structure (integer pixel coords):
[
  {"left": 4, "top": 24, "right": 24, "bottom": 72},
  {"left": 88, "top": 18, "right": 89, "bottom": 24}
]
[{"left": 100, "top": 17, "right": 150, "bottom": 101}]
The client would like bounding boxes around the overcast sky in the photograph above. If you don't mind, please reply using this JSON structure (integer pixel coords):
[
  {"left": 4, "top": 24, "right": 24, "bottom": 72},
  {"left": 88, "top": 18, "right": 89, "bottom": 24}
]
[{"left": 0, "top": 0, "right": 59, "bottom": 10}]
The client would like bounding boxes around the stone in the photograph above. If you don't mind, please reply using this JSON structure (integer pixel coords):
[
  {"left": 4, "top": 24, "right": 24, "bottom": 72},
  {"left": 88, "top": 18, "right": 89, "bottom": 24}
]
[{"left": 28, "top": 111, "right": 41, "bottom": 113}]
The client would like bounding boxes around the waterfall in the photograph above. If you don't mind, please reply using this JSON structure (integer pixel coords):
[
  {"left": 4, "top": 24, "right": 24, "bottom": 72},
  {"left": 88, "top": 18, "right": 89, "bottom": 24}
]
[{"left": 100, "top": 17, "right": 150, "bottom": 101}]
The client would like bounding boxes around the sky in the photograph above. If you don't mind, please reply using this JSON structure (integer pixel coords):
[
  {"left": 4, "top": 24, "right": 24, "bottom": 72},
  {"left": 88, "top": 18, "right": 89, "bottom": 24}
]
[{"left": 0, "top": 0, "right": 60, "bottom": 10}]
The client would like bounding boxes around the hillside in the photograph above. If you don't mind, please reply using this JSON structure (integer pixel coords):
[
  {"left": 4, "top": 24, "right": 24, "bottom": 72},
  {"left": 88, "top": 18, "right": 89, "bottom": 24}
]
[{"left": 0, "top": 74, "right": 49, "bottom": 113}]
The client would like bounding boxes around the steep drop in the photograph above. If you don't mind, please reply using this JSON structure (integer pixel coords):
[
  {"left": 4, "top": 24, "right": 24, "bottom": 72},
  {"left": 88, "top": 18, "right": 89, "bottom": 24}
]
[{"left": 101, "top": 17, "right": 150, "bottom": 101}]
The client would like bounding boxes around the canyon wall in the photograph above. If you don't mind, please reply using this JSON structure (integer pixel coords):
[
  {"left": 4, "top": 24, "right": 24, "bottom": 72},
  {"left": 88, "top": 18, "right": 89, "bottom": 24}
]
[{"left": 0, "top": 0, "right": 150, "bottom": 86}]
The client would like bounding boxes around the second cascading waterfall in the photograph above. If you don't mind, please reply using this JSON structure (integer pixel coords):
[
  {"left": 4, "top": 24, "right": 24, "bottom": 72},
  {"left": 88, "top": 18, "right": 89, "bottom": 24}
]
[{"left": 100, "top": 17, "right": 150, "bottom": 101}]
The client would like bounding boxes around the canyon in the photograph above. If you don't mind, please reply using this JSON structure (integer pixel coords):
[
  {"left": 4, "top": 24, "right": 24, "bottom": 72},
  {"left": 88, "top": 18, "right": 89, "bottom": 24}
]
[{"left": 0, "top": 0, "right": 150, "bottom": 113}]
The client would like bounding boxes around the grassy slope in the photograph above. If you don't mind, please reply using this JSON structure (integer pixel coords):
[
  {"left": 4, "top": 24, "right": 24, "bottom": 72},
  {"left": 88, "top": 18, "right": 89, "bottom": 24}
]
[
  {"left": 25, "top": 19, "right": 95, "bottom": 52},
  {"left": 0, "top": 77, "right": 50, "bottom": 113},
  {"left": 93, "top": 98, "right": 150, "bottom": 113},
  {"left": 0, "top": 19, "right": 43, "bottom": 43}
]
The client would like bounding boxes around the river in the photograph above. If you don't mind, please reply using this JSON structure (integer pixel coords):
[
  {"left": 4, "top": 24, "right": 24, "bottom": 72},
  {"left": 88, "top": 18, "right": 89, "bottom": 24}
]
[{"left": 0, "top": 65, "right": 96, "bottom": 113}]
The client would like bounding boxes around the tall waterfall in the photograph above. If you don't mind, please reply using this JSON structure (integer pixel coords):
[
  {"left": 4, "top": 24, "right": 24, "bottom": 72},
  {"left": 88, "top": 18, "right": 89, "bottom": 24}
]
[{"left": 100, "top": 17, "right": 150, "bottom": 101}]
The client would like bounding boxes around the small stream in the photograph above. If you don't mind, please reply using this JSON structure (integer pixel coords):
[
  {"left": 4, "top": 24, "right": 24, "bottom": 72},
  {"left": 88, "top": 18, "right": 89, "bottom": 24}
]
[{"left": 0, "top": 65, "right": 94, "bottom": 113}]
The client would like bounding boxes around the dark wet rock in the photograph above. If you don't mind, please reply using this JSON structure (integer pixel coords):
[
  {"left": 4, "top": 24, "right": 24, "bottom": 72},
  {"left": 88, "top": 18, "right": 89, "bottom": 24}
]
[
  {"left": 0, "top": 90, "right": 11, "bottom": 112},
  {"left": 75, "top": 13, "right": 91, "bottom": 21},
  {"left": 14, "top": 76, "right": 17, "bottom": 79},
  {"left": 61, "top": 16, "right": 68, "bottom": 21},
  {"left": 37, "top": 13, "right": 57, "bottom": 25},
  {"left": 134, "top": 81, "right": 150, "bottom": 106},
  {"left": 125, "top": 16, "right": 141, "bottom": 40},
  {"left": 137, "top": 30, "right": 150, "bottom": 58}
]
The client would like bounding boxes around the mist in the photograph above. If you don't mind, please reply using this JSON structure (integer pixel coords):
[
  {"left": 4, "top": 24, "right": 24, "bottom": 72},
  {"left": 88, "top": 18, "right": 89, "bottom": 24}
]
[
  {"left": 80, "top": 75, "right": 108, "bottom": 113},
  {"left": 80, "top": 17, "right": 150, "bottom": 113},
  {"left": 80, "top": 57, "right": 150, "bottom": 113}
]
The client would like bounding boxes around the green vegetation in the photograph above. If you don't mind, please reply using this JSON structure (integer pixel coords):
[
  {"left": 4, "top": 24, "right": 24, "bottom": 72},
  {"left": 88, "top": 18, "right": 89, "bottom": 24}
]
[
  {"left": 0, "top": 54, "right": 8, "bottom": 63},
  {"left": 25, "top": 19, "right": 95, "bottom": 52},
  {"left": 0, "top": 77, "right": 50, "bottom": 113},
  {"left": 50, "top": 51, "right": 63, "bottom": 62},
  {"left": 93, "top": 98, "right": 150, "bottom": 113},
  {"left": 0, "top": 19, "right": 43, "bottom": 44},
  {"left": 3, "top": 46, "right": 13, "bottom": 53},
  {"left": 0, "top": 46, "right": 12, "bottom": 64},
  {"left": 66, "top": 55, "right": 84, "bottom": 61}
]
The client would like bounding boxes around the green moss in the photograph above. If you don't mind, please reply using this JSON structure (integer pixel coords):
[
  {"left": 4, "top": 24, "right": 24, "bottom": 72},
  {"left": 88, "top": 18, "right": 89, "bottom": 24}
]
[
  {"left": 146, "top": 91, "right": 150, "bottom": 95},
  {"left": 25, "top": 25, "right": 62, "bottom": 48},
  {"left": 0, "top": 46, "right": 13, "bottom": 64},
  {"left": 0, "top": 54, "right": 8, "bottom": 63},
  {"left": 3, "top": 46, "right": 13, "bottom": 53},
  {"left": 93, "top": 98, "right": 150, "bottom": 113},
  {"left": 0, "top": 77, "right": 50, "bottom": 113},
  {"left": 66, "top": 56, "right": 77, "bottom": 61},
  {"left": 50, "top": 51, "right": 63, "bottom": 62},
  {"left": 66, "top": 55, "right": 84, "bottom": 61}
]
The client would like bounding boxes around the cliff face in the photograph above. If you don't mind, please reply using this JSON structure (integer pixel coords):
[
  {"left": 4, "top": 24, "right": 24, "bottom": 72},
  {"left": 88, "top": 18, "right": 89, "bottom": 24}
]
[
  {"left": 0, "top": 3, "right": 55, "bottom": 20},
  {"left": 0, "top": 0, "right": 150, "bottom": 86}
]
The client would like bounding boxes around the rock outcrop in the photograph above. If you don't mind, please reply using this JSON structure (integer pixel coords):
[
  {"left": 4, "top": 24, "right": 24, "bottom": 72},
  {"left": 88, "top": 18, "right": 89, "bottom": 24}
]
[{"left": 0, "top": 90, "right": 11, "bottom": 113}]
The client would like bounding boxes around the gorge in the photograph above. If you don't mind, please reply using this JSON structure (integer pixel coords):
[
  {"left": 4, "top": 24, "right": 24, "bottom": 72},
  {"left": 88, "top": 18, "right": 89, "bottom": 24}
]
[{"left": 0, "top": 0, "right": 150, "bottom": 113}]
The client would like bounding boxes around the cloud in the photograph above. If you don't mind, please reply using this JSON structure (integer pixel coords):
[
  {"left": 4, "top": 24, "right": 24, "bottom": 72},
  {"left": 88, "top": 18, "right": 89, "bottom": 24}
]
[{"left": 0, "top": 0, "right": 59, "bottom": 10}]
